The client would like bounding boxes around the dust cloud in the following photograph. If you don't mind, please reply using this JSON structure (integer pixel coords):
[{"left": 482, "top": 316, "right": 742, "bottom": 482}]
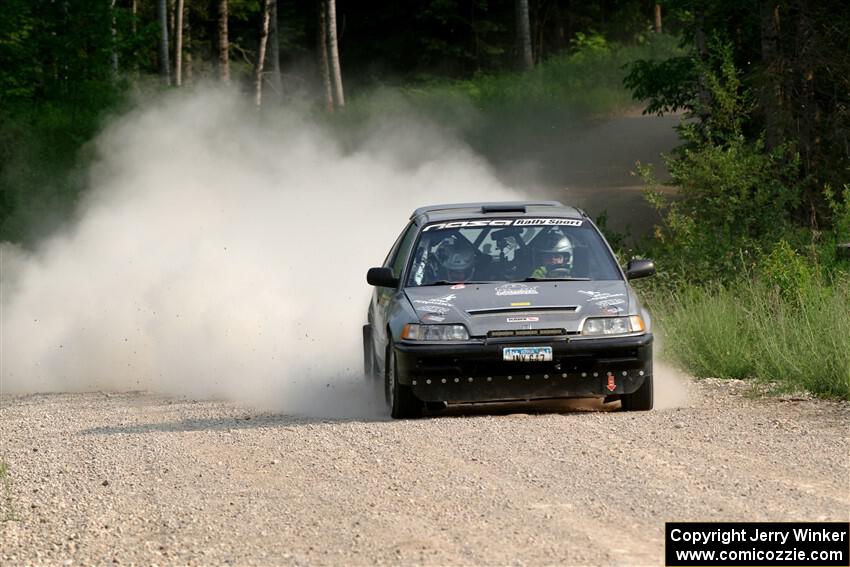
[
  {"left": 0, "top": 89, "right": 518, "bottom": 417},
  {"left": 652, "top": 337, "right": 691, "bottom": 410},
  {"left": 0, "top": 89, "right": 688, "bottom": 417}
]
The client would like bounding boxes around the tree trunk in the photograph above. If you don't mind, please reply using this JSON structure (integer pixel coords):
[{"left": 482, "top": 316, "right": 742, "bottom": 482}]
[
  {"left": 759, "top": 0, "right": 783, "bottom": 149},
  {"left": 130, "top": 0, "right": 139, "bottom": 76},
  {"left": 110, "top": 0, "right": 119, "bottom": 77},
  {"left": 268, "top": 0, "right": 282, "bottom": 98},
  {"left": 654, "top": 3, "right": 662, "bottom": 34},
  {"left": 794, "top": 2, "right": 818, "bottom": 224},
  {"left": 168, "top": 0, "right": 174, "bottom": 50},
  {"left": 174, "top": 0, "right": 184, "bottom": 86},
  {"left": 515, "top": 0, "right": 533, "bottom": 70},
  {"left": 318, "top": 0, "right": 334, "bottom": 111},
  {"left": 254, "top": 0, "right": 273, "bottom": 107},
  {"left": 553, "top": 0, "right": 565, "bottom": 50},
  {"left": 694, "top": 5, "right": 711, "bottom": 119},
  {"left": 535, "top": 0, "right": 548, "bottom": 62},
  {"left": 157, "top": 0, "right": 171, "bottom": 84},
  {"left": 217, "top": 0, "right": 230, "bottom": 83},
  {"left": 185, "top": 5, "right": 193, "bottom": 84},
  {"left": 326, "top": 0, "right": 345, "bottom": 108}
]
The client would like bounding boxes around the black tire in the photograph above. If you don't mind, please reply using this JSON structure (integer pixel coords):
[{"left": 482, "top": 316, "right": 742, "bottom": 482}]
[
  {"left": 385, "top": 342, "right": 423, "bottom": 419},
  {"left": 362, "top": 325, "right": 376, "bottom": 379},
  {"left": 621, "top": 374, "right": 653, "bottom": 411}
]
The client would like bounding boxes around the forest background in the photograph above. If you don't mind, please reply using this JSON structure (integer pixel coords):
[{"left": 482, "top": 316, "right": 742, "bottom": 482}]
[{"left": 2, "top": 0, "right": 848, "bottom": 398}]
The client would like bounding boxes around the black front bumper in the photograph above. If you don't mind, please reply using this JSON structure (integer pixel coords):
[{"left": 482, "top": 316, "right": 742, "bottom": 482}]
[{"left": 394, "top": 333, "right": 653, "bottom": 403}]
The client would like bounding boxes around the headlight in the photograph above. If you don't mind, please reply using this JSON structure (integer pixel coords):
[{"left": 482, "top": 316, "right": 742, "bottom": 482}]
[
  {"left": 581, "top": 315, "right": 645, "bottom": 336},
  {"left": 402, "top": 324, "right": 470, "bottom": 341}
]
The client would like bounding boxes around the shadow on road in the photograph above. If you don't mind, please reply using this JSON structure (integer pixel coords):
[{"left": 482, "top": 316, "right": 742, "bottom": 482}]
[
  {"left": 78, "top": 395, "right": 619, "bottom": 435},
  {"left": 436, "top": 396, "right": 619, "bottom": 417},
  {"left": 79, "top": 411, "right": 388, "bottom": 435},
  {"left": 84, "top": 402, "right": 622, "bottom": 437}
]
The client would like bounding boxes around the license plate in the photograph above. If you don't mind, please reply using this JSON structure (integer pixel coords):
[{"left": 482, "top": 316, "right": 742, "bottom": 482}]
[{"left": 503, "top": 346, "right": 553, "bottom": 362}]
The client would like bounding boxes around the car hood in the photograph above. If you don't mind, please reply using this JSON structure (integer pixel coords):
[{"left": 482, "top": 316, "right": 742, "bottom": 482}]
[{"left": 404, "top": 281, "right": 630, "bottom": 336}]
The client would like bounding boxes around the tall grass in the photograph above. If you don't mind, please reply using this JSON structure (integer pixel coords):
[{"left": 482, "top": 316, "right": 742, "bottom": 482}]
[
  {"left": 649, "top": 277, "right": 850, "bottom": 399},
  {"left": 404, "top": 34, "right": 684, "bottom": 116}
]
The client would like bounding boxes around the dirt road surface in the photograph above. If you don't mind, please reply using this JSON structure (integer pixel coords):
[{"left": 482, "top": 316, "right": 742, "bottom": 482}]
[{"left": 1, "top": 378, "right": 848, "bottom": 566}]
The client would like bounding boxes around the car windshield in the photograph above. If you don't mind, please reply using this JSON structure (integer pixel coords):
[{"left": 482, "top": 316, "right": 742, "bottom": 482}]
[{"left": 405, "top": 218, "right": 622, "bottom": 287}]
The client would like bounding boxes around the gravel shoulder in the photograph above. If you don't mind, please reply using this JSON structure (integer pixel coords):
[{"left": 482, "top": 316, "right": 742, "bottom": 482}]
[{"left": 1, "top": 378, "right": 848, "bottom": 566}]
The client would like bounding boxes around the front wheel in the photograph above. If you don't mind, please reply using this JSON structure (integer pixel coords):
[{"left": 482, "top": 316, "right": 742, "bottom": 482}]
[
  {"left": 385, "top": 343, "right": 423, "bottom": 419},
  {"left": 362, "top": 325, "right": 377, "bottom": 380},
  {"left": 620, "top": 374, "right": 653, "bottom": 411}
]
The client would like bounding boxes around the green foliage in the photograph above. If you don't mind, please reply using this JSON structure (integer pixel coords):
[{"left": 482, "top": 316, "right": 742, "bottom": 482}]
[
  {"left": 758, "top": 240, "right": 814, "bottom": 299},
  {"left": 630, "top": 39, "right": 849, "bottom": 401},
  {"left": 594, "top": 210, "right": 629, "bottom": 258},
  {"left": 0, "top": 1, "right": 38, "bottom": 100},
  {"left": 640, "top": 139, "right": 803, "bottom": 282},
  {"left": 399, "top": 34, "right": 683, "bottom": 117},
  {"left": 638, "top": 42, "right": 803, "bottom": 283},
  {"left": 651, "top": 276, "right": 850, "bottom": 400},
  {"left": 627, "top": 1, "right": 850, "bottom": 234},
  {"left": 695, "top": 39, "right": 751, "bottom": 141},
  {"left": 0, "top": 0, "right": 142, "bottom": 243},
  {"left": 825, "top": 185, "right": 850, "bottom": 244},
  {"left": 569, "top": 31, "right": 609, "bottom": 53},
  {"left": 624, "top": 0, "right": 762, "bottom": 118},
  {"left": 624, "top": 55, "right": 696, "bottom": 115}
]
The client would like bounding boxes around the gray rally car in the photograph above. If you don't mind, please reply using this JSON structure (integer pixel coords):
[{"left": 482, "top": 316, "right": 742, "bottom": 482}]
[{"left": 363, "top": 201, "right": 656, "bottom": 418}]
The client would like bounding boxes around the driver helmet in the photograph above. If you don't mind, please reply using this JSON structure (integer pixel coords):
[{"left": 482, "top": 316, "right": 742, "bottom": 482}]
[
  {"left": 434, "top": 235, "right": 475, "bottom": 281},
  {"left": 535, "top": 231, "right": 572, "bottom": 267}
]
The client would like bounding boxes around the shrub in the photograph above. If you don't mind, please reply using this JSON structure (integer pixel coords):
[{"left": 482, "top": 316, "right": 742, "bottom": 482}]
[
  {"left": 758, "top": 239, "right": 814, "bottom": 299},
  {"left": 638, "top": 41, "right": 803, "bottom": 284}
]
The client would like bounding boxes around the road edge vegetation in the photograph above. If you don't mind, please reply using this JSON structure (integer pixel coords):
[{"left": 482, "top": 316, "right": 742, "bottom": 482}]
[
  {"left": 621, "top": 32, "right": 850, "bottom": 401},
  {"left": 0, "top": 458, "right": 19, "bottom": 522}
]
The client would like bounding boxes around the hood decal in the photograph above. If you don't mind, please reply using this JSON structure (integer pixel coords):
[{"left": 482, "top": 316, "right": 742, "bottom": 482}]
[
  {"left": 495, "top": 283, "right": 539, "bottom": 296},
  {"left": 416, "top": 304, "right": 449, "bottom": 315},
  {"left": 578, "top": 290, "right": 626, "bottom": 310}
]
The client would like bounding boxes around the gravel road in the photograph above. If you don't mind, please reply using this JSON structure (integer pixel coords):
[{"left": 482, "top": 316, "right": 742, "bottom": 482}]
[{"left": 1, "top": 378, "right": 848, "bottom": 566}]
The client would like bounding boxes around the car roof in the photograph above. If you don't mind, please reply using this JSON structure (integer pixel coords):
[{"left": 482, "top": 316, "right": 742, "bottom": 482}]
[{"left": 410, "top": 201, "right": 586, "bottom": 225}]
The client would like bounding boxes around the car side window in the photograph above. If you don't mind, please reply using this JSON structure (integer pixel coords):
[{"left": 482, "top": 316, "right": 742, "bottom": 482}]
[
  {"left": 389, "top": 223, "right": 418, "bottom": 278},
  {"left": 383, "top": 223, "right": 410, "bottom": 268}
]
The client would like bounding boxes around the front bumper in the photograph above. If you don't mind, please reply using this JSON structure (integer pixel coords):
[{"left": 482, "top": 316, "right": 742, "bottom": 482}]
[{"left": 394, "top": 333, "right": 652, "bottom": 403}]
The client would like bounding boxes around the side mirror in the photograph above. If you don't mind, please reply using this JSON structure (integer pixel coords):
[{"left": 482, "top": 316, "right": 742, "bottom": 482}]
[
  {"left": 837, "top": 243, "right": 850, "bottom": 260},
  {"left": 367, "top": 267, "right": 399, "bottom": 288},
  {"left": 625, "top": 259, "right": 656, "bottom": 280}
]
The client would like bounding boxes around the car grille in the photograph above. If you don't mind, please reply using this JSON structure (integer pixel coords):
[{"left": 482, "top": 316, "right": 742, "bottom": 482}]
[
  {"left": 486, "top": 328, "right": 567, "bottom": 338},
  {"left": 467, "top": 305, "right": 579, "bottom": 316}
]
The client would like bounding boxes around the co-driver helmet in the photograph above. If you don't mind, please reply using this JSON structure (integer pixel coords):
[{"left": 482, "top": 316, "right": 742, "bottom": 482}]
[{"left": 535, "top": 231, "right": 573, "bottom": 267}]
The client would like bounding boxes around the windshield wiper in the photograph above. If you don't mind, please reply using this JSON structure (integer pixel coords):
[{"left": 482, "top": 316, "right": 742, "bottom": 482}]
[{"left": 519, "top": 276, "right": 592, "bottom": 282}]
